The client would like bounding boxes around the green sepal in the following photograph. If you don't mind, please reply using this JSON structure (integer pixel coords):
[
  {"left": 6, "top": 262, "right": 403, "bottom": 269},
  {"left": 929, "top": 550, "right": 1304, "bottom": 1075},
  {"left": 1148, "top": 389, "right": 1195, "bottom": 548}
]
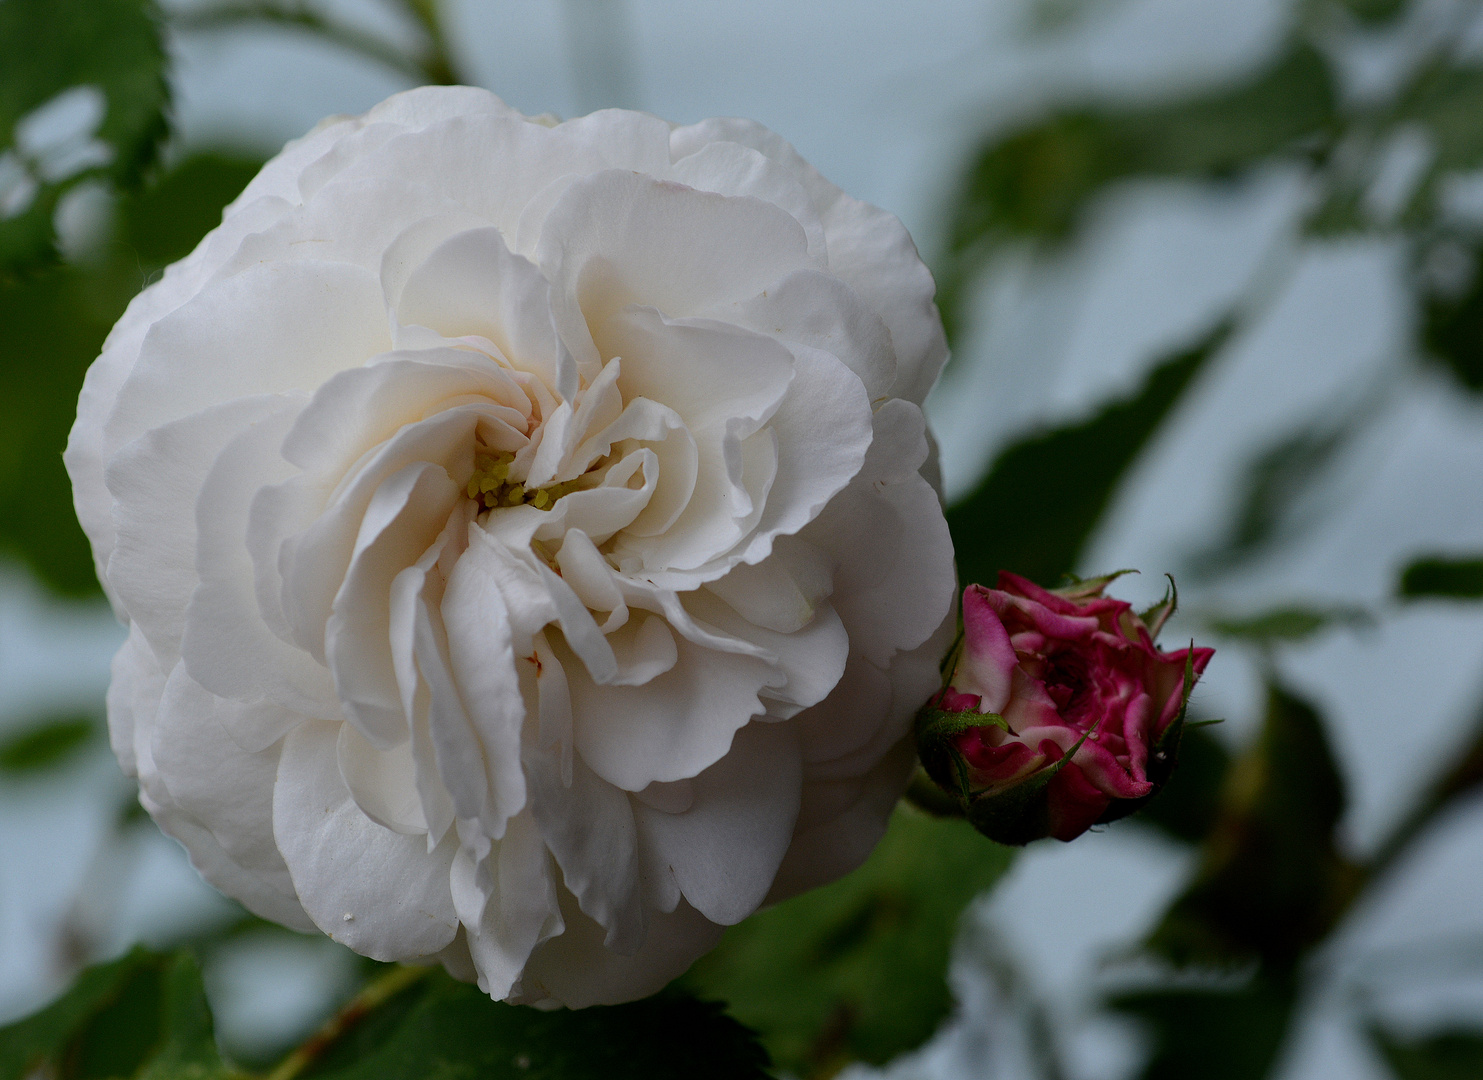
[
  {"left": 1053, "top": 568, "right": 1138, "bottom": 600},
  {"left": 963, "top": 764, "right": 1062, "bottom": 846},
  {"left": 916, "top": 707, "right": 1009, "bottom": 741},
  {"left": 1139, "top": 573, "right": 1179, "bottom": 639},
  {"left": 962, "top": 717, "right": 1103, "bottom": 846},
  {"left": 913, "top": 704, "right": 1009, "bottom": 801}
]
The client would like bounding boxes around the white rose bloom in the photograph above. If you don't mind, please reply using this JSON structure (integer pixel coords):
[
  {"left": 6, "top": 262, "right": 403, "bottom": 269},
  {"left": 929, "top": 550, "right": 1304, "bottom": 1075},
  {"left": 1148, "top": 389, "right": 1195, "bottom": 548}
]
[{"left": 65, "top": 87, "right": 955, "bottom": 1006}]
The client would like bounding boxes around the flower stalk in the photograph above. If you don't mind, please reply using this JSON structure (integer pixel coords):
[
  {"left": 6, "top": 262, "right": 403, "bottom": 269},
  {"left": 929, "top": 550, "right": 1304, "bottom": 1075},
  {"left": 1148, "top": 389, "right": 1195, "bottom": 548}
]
[{"left": 263, "top": 964, "right": 430, "bottom": 1080}]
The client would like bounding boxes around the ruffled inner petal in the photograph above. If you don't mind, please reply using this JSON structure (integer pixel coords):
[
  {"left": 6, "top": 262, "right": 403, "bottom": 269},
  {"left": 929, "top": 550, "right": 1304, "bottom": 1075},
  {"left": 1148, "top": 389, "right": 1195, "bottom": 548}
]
[{"left": 328, "top": 460, "right": 460, "bottom": 747}]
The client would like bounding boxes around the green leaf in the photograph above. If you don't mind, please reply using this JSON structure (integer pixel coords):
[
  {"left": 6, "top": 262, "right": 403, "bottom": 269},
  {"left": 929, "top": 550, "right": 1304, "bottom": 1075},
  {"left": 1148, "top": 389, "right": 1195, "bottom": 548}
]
[
  {"left": 1339, "top": 0, "right": 1408, "bottom": 23},
  {"left": 59, "top": 959, "right": 172, "bottom": 1080},
  {"left": 0, "top": 947, "right": 154, "bottom": 1080},
  {"left": 0, "top": 152, "right": 260, "bottom": 596},
  {"left": 5, "top": 950, "right": 766, "bottom": 1080},
  {"left": 946, "top": 319, "right": 1230, "bottom": 590},
  {"left": 0, "top": 713, "right": 100, "bottom": 775},
  {"left": 297, "top": 972, "right": 769, "bottom": 1080},
  {"left": 1108, "top": 971, "right": 1297, "bottom": 1080},
  {"left": 135, "top": 954, "right": 232, "bottom": 1080},
  {"left": 1422, "top": 247, "right": 1483, "bottom": 394},
  {"left": 1388, "top": 72, "right": 1483, "bottom": 381},
  {"left": 1370, "top": 1025, "right": 1483, "bottom": 1080},
  {"left": 1189, "top": 406, "right": 1366, "bottom": 577},
  {"left": 1398, "top": 66, "right": 1483, "bottom": 175},
  {"left": 936, "top": 45, "right": 1334, "bottom": 344},
  {"left": 1147, "top": 683, "right": 1360, "bottom": 968},
  {"left": 0, "top": 0, "right": 169, "bottom": 273},
  {"left": 0, "top": 260, "right": 136, "bottom": 594},
  {"left": 1206, "top": 604, "right": 1373, "bottom": 644},
  {"left": 682, "top": 809, "right": 1015, "bottom": 1078},
  {"left": 0, "top": 946, "right": 214, "bottom": 1080},
  {"left": 1398, "top": 554, "right": 1483, "bottom": 599},
  {"left": 2, "top": 949, "right": 235, "bottom": 1080},
  {"left": 116, "top": 153, "right": 263, "bottom": 269}
]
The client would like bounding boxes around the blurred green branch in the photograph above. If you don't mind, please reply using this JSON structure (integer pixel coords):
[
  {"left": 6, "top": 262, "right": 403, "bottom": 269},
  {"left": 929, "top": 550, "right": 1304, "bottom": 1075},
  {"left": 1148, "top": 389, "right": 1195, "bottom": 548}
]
[
  {"left": 261, "top": 964, "right": 429, "bottom": 1080},
  {"left": 175, "top": 0, "right": 460, "bottom": 86},
  {"left": 1367, "top": 701, "right": 1483, "bottom": 885},
  {"left": 400, "top": 0, "right": 457, "bottom": 85}
]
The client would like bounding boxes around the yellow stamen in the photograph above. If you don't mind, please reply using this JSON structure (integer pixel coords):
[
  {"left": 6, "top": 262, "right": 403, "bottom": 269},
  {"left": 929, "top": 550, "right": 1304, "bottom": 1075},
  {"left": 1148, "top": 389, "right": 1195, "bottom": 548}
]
[{"left": 468, "top": 450, "right": 588, "bottom": 512}]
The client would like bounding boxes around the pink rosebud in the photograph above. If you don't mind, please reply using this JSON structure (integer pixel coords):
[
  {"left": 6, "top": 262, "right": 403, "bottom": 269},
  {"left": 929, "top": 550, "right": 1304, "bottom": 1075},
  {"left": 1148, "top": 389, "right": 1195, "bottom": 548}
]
[{"left": 915, "top": 571, "right": 1213, "bottom": 845}]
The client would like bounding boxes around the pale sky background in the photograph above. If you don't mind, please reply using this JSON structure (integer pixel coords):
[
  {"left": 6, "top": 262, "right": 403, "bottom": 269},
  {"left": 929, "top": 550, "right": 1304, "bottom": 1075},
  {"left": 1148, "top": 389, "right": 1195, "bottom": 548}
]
[{"left": 5, "top": 1, "right": 1483, "bottom": 1077}]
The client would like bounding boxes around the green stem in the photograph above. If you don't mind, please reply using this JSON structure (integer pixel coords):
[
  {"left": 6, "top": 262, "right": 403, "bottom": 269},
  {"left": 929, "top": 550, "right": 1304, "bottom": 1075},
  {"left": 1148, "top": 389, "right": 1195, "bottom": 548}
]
[
  {"left": 399, "top": 0, "right": 460, "bottom": 84},
  {"left": 1365, "top": 709, "right": 1483, "bottom": 885},
  {"left": 262, "top": 964, "right": 429, "bottom": 1080},
  {"left": 176, "top": 3, "right": 457, "bottom": 86}
]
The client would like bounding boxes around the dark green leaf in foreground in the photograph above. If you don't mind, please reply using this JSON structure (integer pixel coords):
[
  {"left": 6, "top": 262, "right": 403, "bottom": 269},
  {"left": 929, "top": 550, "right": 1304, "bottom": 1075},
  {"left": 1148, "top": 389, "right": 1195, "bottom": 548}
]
[
  {"left": 1206, "top": 605, "right": 1373, "bottom": 645},
  {"left": 134, "top": 953, "right": 233, "bottom": 1080},
  {"left": 1109, "top": 971, "right": 1297, "bottom": 1080},
  {"left": 0, "top": 260, "right": 136, "bottom": 594},
  {"left": 1371, "top": 1025, "right": 1483, "bottom": 1080},
  {"left": 1399, "top": 554, "right": 1483, "bottom": 599},
  {"left": 1115, "top": 696, "right": 1358, "bottom": 1079},
  {"left": 298, "top": 972, "right": 769, "bottom": 1080},
  {"left": 1147, "top": 684, "right": 1360, "bottom": 968},
  {"left": 682, "top": 809, "right": 1015, "bottom": 1078},
  {"left": 0, "top": 0, "right": 169, "bottom": 273},
  {"left": 936, "top": 45, "right": 1333, "bottom": 343},
  {"left": 0, "top": 713, "right": 100, "bottom": 775},
  {"left": 4, "top": 950, "right": 767, "bottom": 1080},
  {"left": 0, "top": 946, "right": 184, "bottom": 1080},
  {"left": 0, "top": 948, "right": 142, "bottom": 1079},
  {"left": 0, "top": 950, "right": 233, "bottom": 1080},
  {"left": 947, "top": 320, "right": 1229, "bottom": 589},
  {"left": 115, "top": 152, "right": 262, "bottom": 269}
]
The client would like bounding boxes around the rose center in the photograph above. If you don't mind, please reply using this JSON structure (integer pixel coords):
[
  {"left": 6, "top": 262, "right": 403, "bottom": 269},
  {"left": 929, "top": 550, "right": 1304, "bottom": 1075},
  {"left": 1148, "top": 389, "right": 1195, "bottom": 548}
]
[
  {"left": 466, "top": 450, "right": 588, "bottom": 512},
  {"left": 1042, "top": 651, "right": 1094, "bottom": 725}
]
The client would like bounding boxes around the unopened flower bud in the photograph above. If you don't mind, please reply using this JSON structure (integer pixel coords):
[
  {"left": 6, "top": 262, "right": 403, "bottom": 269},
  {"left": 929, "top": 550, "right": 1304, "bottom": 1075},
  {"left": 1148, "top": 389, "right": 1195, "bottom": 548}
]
[{"left": 915, "top": 572, "right": 1213, "bottom": 845}]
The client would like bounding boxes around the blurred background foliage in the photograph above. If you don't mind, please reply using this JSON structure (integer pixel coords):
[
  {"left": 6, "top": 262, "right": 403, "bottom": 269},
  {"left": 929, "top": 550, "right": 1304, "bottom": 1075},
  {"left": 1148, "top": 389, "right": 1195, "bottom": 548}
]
[{"left": 5, "top": 0, "right": 1483, "bottom": 1078}]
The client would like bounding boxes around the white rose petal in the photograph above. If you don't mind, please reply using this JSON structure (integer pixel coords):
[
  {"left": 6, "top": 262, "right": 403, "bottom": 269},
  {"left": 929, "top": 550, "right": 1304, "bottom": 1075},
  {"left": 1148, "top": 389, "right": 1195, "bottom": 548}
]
[{"left": 66, "top": 87, "right": 955, "bottom": 1006}]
